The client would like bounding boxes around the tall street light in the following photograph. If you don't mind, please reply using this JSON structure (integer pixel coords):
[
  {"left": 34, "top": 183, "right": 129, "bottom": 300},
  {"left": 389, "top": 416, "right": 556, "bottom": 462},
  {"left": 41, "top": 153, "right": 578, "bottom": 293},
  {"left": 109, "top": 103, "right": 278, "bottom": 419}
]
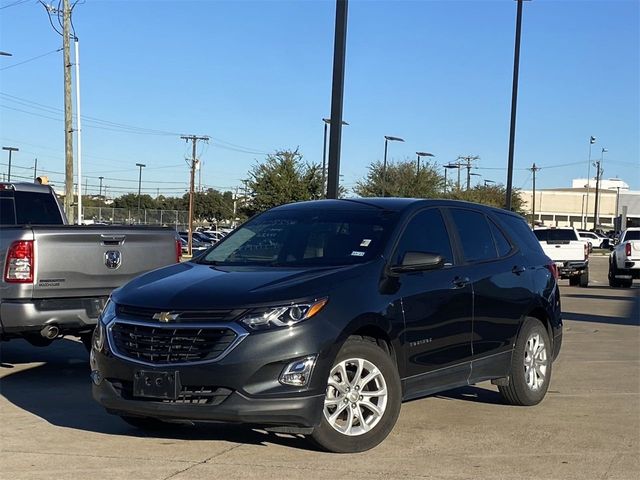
[
  {"left": 484, "top": 179, "right": 496, "bottom": 187},
  {"left": 326, "top": 0, "right": 349, "bottom": 200},
  {"left": 382, "top": 135, "right": 404, "bottom": 197},
  {"left": 2, "top": 146, "right": 19, "bottom": 182},
  {"left": 505, "top": 0, "right": 531, "bottom": 210},
  {"left": 470, "top": 172, "right": 482, "bottom": 189},
  {"left": 584, "top": 136, "right": 596, "bottom": 229},
  {"left": 416, "top": 151, "right": 434, "bottom": 176},
  {"left": 322, "top": 117, "right": 349, "bottom": 198},
  {"left": 136, "top": 163, "right": 146, "bottom": 222},
  {"left": 444, "top": 163, "right": 460, "bottom": 193}
]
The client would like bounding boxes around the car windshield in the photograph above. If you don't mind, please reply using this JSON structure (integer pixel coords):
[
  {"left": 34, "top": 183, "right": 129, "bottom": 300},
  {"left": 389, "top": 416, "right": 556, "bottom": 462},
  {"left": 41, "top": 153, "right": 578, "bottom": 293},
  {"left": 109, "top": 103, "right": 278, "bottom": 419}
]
[{"left": 199, "top": 208, "right": 397, "bottom": 267}]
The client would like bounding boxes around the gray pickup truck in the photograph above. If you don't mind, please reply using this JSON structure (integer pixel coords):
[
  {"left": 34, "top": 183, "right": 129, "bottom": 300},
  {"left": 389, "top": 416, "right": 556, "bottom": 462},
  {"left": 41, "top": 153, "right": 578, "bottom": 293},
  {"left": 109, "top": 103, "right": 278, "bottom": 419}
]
[{"left": 0, "top": 182, "right": 181, "bottom": 349}]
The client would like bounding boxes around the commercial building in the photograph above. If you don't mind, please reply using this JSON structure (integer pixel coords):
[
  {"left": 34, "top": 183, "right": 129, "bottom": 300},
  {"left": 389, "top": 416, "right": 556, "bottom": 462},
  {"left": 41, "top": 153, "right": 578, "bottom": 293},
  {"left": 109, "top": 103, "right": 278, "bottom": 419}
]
[{"left": 520, "top": 178, "right": 639, "bottom": 230}]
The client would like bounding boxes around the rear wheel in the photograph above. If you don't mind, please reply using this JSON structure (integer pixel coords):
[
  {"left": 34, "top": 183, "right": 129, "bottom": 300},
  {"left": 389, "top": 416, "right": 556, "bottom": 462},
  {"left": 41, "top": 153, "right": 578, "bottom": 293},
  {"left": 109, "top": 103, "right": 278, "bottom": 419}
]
[
  {"left": 568, "top": 276, "right": 579, "bottom": 287},
  {"left": 311, "top": 337, "right": 401, "bottom": 453},
  {"left": 609, "top": 261, "right": 621, "bottom": 287},
  {"left": 579, "top": 271, "right": 589, "bottom": 288},
  {"left": 499, "top": 318, "right": 552, "bottom": 406}
]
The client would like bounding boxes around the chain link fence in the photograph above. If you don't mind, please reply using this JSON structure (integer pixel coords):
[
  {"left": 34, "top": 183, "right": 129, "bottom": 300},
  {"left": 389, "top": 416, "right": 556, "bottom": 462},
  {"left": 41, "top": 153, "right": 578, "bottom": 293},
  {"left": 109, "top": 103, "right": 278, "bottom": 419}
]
[{"left": 82, "top": 207, "right": 190, "bottom": 230}]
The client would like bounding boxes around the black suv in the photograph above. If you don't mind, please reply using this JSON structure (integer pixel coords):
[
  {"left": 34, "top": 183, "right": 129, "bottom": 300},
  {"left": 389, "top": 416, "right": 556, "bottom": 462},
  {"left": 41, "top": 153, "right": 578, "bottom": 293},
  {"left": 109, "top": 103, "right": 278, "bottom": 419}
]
[{"left": 91, "top": 199, "right": 562, "bottom": 453}]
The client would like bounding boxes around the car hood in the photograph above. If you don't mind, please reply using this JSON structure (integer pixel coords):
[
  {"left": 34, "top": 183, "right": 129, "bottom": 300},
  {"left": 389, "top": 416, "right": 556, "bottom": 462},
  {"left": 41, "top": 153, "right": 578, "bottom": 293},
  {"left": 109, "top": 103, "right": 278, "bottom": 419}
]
[{"left": 112, "top": 261, "right": 375, "bottom": 311}]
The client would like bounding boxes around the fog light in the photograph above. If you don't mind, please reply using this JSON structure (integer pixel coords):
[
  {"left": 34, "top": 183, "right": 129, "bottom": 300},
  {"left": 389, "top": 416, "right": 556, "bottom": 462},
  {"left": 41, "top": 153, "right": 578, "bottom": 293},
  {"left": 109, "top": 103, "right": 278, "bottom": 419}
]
[{"left": 280, "top": 355, "right": 317, "bottom": 387}]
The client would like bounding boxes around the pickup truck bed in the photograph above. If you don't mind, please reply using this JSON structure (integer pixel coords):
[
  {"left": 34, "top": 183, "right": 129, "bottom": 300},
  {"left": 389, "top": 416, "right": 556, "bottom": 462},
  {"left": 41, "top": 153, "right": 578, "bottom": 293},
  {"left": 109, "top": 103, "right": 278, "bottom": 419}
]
[
  {"left": 609, "top": 228, "right": 640, "bottom": 288},
  {"left": 534, "top": 227, "right": 589, "bottom": 287}
]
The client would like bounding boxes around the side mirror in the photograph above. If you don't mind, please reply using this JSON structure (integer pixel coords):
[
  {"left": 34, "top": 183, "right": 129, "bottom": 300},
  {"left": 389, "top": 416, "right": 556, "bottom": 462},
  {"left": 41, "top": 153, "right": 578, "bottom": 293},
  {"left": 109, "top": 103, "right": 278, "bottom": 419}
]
[{"left": 389, "top": 251, "right": 445, "bottom": 274}]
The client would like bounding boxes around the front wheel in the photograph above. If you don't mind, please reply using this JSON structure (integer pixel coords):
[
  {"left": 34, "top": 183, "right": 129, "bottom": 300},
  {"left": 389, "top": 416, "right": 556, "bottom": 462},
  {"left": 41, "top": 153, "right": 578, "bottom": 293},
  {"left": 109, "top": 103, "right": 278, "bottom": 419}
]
[
  {"left": 311, "top": 337, "right": 401, "bottom": 453},
  {"left": 499, "top": 318, "right": 552, "bottom": 406}
]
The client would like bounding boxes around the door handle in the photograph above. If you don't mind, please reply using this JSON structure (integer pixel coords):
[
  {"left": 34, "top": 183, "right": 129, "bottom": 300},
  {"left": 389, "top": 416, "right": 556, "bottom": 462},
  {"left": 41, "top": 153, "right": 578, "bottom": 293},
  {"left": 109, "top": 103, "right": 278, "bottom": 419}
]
[
  {"left": 451, "top": 276, "right": 470, "bottom": 289},
  {"left": 512, "top": 265, "right": 526, "bottom": 275}
]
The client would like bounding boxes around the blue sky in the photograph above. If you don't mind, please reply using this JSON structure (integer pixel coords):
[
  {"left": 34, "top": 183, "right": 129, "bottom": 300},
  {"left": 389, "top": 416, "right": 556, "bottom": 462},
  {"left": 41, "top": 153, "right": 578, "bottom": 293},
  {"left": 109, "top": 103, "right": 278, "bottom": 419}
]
[{"left": 1, "top": 0, "right": 638, "bottom": 197}]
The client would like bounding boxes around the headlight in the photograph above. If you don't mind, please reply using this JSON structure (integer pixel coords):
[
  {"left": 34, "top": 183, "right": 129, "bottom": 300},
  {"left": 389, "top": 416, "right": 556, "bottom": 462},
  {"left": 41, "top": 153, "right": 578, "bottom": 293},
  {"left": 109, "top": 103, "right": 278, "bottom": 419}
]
[
  {"left": 93, "top": 298, "right": 116, "bottom": 352},
  {"left": 239, "top": 298, "right": 328, "bottom": 331}
]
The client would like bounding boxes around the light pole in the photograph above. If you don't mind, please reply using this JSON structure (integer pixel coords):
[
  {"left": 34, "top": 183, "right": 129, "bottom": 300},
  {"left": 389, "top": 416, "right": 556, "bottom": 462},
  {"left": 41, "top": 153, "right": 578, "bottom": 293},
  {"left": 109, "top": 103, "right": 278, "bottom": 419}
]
[
  {"left": 322, "top": 118, "right": 348, "bottom": 198},
  {"left": 484, "top": 179, "right": 496, "bottom": 187},
  {"left": 584, "top": 136, "right": 596, "bottom": 229},
  {"left": 594, "top": 147, "right": 607, "bottom": 229},
  {"left": 416, "top": 152, "right": 434, "bottom": 176},
  {"left": 505, "top": 0, "right": 531, "bottom": 210},
  {"left": 98, "top": 176, "right": 104, "bottom": 200},
  {"left": 609, "top": 186, "right": 621, "bottom": 225},
  {"left": 2, "top": 146, "right": 18, "bottom": 182},
  {"left": 444, "top": 163, "right": 460, "bottom": 193},
  {"left": 136, "top": 163, "right": 146, "bottom": 222},
  {"left": 382, "top": 136, "right": 404, "bottom": 196}
]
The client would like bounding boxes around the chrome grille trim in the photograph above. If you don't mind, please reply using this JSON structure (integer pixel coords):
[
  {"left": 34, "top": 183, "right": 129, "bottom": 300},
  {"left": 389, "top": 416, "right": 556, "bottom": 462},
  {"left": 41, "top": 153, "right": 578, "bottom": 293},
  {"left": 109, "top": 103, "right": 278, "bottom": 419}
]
[{"left": 106, "top": 318, "right": 249, "bottom": 367}]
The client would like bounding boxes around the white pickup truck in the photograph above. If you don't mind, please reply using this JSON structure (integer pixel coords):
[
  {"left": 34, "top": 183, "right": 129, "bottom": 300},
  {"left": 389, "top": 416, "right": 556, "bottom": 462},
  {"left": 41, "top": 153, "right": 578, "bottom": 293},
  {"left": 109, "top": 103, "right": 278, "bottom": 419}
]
[
  {"left": 534, "top": 227, "right": 589, "bottom": 287},
  {"left": 608, "top": 228, "right": 640, "bottom": 288}
]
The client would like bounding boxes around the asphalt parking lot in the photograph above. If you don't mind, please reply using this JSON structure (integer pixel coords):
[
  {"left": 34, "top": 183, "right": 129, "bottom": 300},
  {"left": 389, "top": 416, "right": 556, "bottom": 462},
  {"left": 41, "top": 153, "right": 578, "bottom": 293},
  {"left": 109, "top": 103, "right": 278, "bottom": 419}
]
[{"left": 0, "top": 256, "right": 638, "bottom": 480}]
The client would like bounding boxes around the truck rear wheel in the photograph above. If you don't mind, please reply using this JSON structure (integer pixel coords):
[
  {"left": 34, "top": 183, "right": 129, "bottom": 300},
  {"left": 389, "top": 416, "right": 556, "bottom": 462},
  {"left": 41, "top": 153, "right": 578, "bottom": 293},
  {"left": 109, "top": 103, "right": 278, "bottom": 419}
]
[
  {"left": 579, "top": 271, "right": 589, "bottom": 288},
  {"left": 609, "top": 261, "right": 621, "bottom": 287},
  {"left": 569, "top": 276, "right": 579, "bottom": 287}
]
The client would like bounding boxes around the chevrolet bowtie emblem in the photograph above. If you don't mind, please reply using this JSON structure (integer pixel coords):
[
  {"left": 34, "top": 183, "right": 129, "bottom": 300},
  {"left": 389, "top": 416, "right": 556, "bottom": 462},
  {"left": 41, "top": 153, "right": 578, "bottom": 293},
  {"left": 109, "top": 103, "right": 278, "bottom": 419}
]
[{"left": 153, "top": 312, "right": 179, "bottom": 323}]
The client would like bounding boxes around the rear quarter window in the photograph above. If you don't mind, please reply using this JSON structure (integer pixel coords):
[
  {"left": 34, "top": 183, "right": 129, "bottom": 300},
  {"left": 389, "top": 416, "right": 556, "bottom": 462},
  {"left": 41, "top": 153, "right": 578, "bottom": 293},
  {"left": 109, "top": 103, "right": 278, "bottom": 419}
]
[{"left": 495, "top": 212, "right": 544, "bottom": 255}]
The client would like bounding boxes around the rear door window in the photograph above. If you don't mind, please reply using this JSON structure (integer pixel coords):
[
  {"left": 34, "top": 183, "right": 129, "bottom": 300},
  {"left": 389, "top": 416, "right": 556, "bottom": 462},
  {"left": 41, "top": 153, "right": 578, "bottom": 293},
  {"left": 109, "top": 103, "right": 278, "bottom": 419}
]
[
  {"left": 489, "top": 220, "right": 513, "bottom": 257},
  {"left": 449, "top": 209, "right": 497, "bottom": 263},
  {"left": 496, "top": 213, "right": 545, "bottom": 254}
]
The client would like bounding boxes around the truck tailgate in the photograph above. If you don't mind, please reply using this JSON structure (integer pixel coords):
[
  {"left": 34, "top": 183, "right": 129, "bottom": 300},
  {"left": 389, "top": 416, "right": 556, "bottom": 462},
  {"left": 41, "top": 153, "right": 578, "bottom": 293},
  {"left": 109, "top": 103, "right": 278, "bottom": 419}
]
[
  {"left": 539, "top": 241, "right": 586, "bottom": 262},
  {"left": 32, "top": 227, "right": 178, "bottom": 298}
]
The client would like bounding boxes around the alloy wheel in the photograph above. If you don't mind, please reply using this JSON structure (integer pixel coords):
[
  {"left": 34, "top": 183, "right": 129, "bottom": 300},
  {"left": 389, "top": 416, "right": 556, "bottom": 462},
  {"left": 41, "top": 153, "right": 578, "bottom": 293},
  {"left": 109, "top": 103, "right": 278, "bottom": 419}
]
[{"left": 523, "top": 333, "right": 548, "bottom": 391}]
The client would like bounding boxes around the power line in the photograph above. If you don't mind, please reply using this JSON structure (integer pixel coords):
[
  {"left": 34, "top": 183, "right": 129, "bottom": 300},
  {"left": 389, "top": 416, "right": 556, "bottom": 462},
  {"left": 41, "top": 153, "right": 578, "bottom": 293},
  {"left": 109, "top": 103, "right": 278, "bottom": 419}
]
[
  {"left": 0, "top": 48, "right": 62, "bottom": 71},
  {"left": 0, "top": 0, "right": 32, "bottom": 10}
]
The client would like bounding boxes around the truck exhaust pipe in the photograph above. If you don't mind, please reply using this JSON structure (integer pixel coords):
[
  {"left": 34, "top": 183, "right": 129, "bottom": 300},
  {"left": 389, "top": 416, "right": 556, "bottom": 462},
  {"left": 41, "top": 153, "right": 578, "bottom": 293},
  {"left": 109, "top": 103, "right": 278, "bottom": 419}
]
[{"left": 40, "top": 325, "right": 59, "bottom": 339}]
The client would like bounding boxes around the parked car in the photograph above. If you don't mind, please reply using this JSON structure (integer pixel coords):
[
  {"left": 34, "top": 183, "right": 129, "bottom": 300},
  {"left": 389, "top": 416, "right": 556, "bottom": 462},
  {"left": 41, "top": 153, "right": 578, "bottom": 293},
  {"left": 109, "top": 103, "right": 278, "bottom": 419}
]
[
  {"left": 608, "top": 228, "right": 640, "bottom": 288},
  {"left": 201, "top": 230, "right": 226, "bottom": 242},
  {"left": 178, "top": 237, "right": 207, "bottom": 255},
  {"left": 91, "top": 199, "right": 562, "bottom": 453},
  {"left": 0, "top": 182, "right": 182, "bottom": 350},
  {"left": 578, "top": 230, "right": 610, "bottom": 250},
  {"left": 179, "top": 231, "right": 215, "bottom": 246},
  {"left": 534, "top": 227, "right": 589, "bottom": 287}
]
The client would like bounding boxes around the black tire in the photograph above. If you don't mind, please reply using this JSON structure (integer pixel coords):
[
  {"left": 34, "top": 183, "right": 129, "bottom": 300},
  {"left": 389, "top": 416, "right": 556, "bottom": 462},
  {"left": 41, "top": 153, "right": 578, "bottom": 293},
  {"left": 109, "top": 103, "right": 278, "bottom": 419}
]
[
  {"left": 621, "top": 279, "right": 633, "bottom": 288},
  {"left": 498, "top": 317, "right": 552, "bottom": 406},
  {"left": 609, "top": 261, "right": 621, "bottom": 287},
  {"left": 579, "top": 271, "right": 589, "bottom": 288},
  {"left": 310, "top": 336, "right": 401, "bottom": 453},
  {"left": 568, "top": 276, "right": 579, "bottom": 287},
  {"left": 119, "top": 415, "right": 170, "bottom": 430}
]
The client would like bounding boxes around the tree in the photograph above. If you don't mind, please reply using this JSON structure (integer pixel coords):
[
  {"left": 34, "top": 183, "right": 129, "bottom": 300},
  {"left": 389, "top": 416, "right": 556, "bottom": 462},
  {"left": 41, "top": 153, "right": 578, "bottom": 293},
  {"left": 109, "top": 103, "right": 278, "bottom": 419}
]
[
  {"left": 354, "top": 159, "right": 444, "bottom": 198},
  {"left": 445, "top": 184, "right": 525, "bottom": 214},
  {"left": 113, "top": 193, "right": 156, "bottom": 210},
  {"left": 243, "top": 149, "right": 322, "bottom": 216},
  {"left": 190, "top": 189, "right": 234, "bottom": 223}
]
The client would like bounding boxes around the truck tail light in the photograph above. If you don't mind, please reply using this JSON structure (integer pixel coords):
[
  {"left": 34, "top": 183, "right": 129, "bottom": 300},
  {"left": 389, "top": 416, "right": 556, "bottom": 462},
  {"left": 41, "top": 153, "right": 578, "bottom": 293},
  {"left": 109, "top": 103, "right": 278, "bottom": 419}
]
[
  {"left": 175, "top": 238, "right": 182, "bottom": 263},
  {"left": 4, "top": 240, "right": 34, "bottom": 283},
  {"left": 626, "top": 242, "right": 632, "bottom": 257},
  {"left": 546, "top": 261, "right": 559, "bottom": 281}
]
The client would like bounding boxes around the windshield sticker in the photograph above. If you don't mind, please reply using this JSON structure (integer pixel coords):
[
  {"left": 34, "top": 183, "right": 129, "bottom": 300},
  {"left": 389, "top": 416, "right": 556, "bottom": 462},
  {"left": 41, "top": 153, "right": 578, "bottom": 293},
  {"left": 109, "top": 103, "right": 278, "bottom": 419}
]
[
  {"left": 351, "top": 251, "right": 365, "bottom": 257},
  {"left": 360, "top": 239, "right": 372, "bottom": 247}
]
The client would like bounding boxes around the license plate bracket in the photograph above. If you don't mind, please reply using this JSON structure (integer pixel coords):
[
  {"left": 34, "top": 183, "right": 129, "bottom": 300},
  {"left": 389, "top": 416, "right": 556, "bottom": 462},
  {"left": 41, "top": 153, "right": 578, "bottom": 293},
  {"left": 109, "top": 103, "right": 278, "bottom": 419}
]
[{"left": 133, "top": 370, "right": 181, "bottom": 400}]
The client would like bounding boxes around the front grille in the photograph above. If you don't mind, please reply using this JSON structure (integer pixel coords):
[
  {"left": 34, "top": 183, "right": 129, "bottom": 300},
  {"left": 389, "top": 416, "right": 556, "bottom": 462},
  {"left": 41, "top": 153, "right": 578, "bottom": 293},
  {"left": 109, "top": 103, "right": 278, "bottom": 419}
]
[
  {"left": 109, "top": 379, "right": 232, "bottom": 405},
  {"left": 117, "top": 304, "right": 242, "bottom": 322},
  {"left": 110, "top": 322, "right": 238, "bottom": 365}
]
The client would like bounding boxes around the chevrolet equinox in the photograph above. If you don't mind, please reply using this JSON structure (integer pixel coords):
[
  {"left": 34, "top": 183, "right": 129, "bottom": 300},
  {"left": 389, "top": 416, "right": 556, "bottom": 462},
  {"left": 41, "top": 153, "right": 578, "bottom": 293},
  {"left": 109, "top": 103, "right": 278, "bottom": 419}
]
[{"left": 91, "top": 198, "right": 562, "bottom": 453}]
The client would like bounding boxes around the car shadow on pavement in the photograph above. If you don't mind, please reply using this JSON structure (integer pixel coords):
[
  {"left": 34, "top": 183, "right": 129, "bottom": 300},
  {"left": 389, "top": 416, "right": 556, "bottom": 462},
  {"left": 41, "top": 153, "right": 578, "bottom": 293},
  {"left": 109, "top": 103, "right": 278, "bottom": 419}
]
[
  {"left": 435, "top": 385, "right": 506, "bottom": 405},
  {"left": 0, "top": 339, "right": 321, "bottom": 451}
]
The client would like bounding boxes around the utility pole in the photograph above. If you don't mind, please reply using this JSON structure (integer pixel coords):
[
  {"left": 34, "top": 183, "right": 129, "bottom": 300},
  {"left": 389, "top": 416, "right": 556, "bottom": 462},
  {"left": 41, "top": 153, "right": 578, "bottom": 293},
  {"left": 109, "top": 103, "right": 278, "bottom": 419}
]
[
  {"left": 198, "top": 159, "right": 202, "bottom": 192},
  {"left": 232, "top": 186, "right": 239, "bottom": 228},
  {"left": 458, "top": 155, "right": 479, "bottom": 190},
  {"left": 529, "top": 162, "right": 540, "bottom": 227},
  {"left": 584, "top": 136, "right": 596, "bottom": 229},
  {"left": 33, "top": 158, "right": 38, "bottom": 181},
  {"left": 62, "top": 0, "right": 74, "bottom": 219},
  {"left": 136, "top": 163, "right": 146, "bottom": 222},
  {"left": 74, "top": 36, "right": 83, "bottom": 224},
  {"left": 2, "top": 147, "right": 18, "bottom": 181},
  {"left": 98, "top": 176, "right": 104, "bottom": 199},
  {"left": 181, "top": 135, "right": 210, "bottom": 256}
]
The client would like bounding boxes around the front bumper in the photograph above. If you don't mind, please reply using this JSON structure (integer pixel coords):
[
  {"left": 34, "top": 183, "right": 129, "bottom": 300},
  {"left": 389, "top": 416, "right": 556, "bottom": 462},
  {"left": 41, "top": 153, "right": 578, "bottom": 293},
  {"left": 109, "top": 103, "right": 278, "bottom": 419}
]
[
  {"left": 93, "top": 378, "right": 324, "bottom": 427},
  {"left": 0, "top": 297, "right": 107, "bottom": 336},
  {"left": 91, "top": 315, "right": 340, "bottom": 428}
]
